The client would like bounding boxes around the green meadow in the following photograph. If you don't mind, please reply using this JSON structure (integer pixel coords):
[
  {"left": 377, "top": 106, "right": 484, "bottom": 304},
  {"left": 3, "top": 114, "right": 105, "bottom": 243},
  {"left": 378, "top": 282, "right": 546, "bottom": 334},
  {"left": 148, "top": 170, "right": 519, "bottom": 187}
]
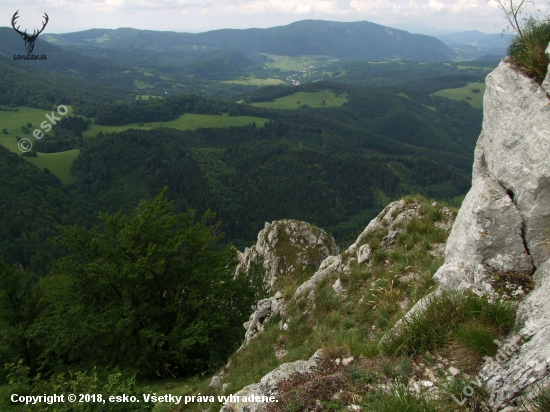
[
  {"left": 250, "top": 90, "right": 348, "bottom": 110},
  {"left": 133, "top": 79, "right": 155, "bottom": 89},
  {"left": 221, "top": 76, "right": 284, "bottom": 86},
  {"left": 432, "top": 81, "right": 486, "bottom": 108},
  {"left": 457, "top": 65, "right": 493, "bottom": 71},
  {"left": 83, "top": 113, "right": 269, "bottom": 138},
  {"left": 262, "top": 54, "right": 339, "bottom": 71},
  {"left": 26, "top": 150, "right": 80, "bottom": 185},
  {"left": 0, "top": 106, "right": 75, "bottom": 150},
  {"left": 0, "top": 105, "right": 79, "bottom": 184}
]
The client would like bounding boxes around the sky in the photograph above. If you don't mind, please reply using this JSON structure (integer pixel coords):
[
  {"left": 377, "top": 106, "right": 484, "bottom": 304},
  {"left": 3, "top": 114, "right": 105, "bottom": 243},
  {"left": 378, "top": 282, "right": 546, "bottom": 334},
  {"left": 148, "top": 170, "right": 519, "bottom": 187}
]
[{"left": 1, "top": 0, "right": 547, "bottom": 34}]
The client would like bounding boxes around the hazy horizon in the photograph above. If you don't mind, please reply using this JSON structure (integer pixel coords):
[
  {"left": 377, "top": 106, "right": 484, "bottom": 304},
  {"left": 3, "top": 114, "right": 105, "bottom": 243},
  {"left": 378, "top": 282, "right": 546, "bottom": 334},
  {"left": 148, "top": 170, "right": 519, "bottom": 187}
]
[{"left": 2, "top": 0, "right": 548, "bottom": 35}]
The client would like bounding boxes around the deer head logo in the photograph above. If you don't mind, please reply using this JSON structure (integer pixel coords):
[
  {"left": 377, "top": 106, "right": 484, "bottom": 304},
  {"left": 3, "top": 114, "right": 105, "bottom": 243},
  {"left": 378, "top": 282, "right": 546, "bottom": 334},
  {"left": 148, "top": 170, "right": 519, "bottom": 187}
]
[{"left": 11, "top": 11, "right": 49, "bottom": 54}]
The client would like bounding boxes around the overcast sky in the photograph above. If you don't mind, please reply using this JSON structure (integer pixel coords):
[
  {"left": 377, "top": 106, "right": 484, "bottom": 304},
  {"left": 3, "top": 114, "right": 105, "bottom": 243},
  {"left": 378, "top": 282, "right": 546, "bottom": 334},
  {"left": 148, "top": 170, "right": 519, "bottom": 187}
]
[{"left": 1, "top": 0, "right": 547, "bottom": 34}]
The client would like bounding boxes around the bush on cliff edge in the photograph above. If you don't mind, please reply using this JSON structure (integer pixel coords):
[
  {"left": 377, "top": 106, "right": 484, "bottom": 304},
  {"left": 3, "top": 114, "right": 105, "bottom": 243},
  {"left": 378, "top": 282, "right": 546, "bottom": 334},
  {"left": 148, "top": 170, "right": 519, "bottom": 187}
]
[{"left": 508, "top": 18, "right": 550, "bottom": 80}]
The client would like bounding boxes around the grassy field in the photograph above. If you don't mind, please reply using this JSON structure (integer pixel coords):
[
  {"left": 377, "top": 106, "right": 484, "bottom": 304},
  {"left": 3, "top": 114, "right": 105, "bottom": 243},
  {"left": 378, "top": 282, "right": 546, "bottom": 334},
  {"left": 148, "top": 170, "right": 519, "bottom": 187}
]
[
  {"left": 457, "top": 65, "right": 493, "bottom": 71},
  {"left": 0, "top": 106, "right": 81, "bottom": 185},
  {"left": 262, "top": 54, "right": 339, "bottom": 71},
  {"left": 83, "top": 113, "right": 269, "bottom": 138},
  {"left": 133, "top": 79, "right": 155, "bottom": 89},
  {"left": 26, "top": 150, "right": 80, "bottom": 185},
  {"left": 136, "top": 95, "right": 165, "bottom": 100},
  {"left": 432, "top": 81, "right": 486, "bottom": 108},
  {"left": 0, "top": 106, "right": 75, "bottom": 151},
  {"left": 250, "top": 90, "right": 348, "bottom": 110},
  {"left": 396, "top": 92, "right": 413, "bottom": 101},
  {"left": 220, "top": 76, "right": 284, "bottom": 86}
]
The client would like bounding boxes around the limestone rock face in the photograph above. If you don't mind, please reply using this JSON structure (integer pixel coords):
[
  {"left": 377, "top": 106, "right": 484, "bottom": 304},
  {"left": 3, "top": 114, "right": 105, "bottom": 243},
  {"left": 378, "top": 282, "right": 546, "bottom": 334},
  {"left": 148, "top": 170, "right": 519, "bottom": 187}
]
[
  {"left": 238, "top": 221, "right": 338, "bottom": 346},
  {"left": 452, "top": 62, "right": 550, "bottom": 410},
  {"left": 392, "top": 59, "right": 550, "bottom": 410},
  {"left": 242, "top": 292, "right": 285, "bottom": 346},
  {"left": 220, "top": 350, "right": 324, "bottom": 412},
  {"left": 434, "top": 148, "right": 534, "bottom": 294},
  {"left": 235, "top": 220, "right": 339, "bottom": 288},
  {"left": 483, "top": 259, "right": 550, "bottom": 409},
  {"left": 482, "top": 61, "right": 550, "bottom": 268}
]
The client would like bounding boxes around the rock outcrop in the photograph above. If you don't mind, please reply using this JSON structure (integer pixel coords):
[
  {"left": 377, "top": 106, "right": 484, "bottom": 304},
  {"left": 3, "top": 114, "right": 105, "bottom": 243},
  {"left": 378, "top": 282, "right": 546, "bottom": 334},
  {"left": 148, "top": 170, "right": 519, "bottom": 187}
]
[
  {"left": 220, "top": 350, "right": 324, "bottom": 412},
  {"left": 392, "top": 58, "right": 550, "bottom": 410},
  {"left": 221, "top": 56, "right": 550, "bottom": 412},
  {"left": 236, "top": 220, "right": 339, "bottom": 288},
  {"left": 294, "top": 199, "right": 453, "bottom": 298},
  {"left": 237, "top": 220, "right": 338, "bottom": 346}
]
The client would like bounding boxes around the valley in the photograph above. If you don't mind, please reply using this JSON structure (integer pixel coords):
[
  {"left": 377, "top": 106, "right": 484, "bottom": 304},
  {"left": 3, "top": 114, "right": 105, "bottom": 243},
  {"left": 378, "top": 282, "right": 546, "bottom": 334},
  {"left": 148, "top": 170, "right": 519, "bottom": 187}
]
[{"left": 1, "top": 15, "right": 533, "bottom": 412}]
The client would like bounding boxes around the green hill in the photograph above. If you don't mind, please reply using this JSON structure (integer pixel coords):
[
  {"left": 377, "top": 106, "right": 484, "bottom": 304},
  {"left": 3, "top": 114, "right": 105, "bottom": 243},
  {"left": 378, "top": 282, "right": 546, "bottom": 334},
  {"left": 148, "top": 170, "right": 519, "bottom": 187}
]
[{"left": 43, "top": 20, "right": 454, "bottom": 62}]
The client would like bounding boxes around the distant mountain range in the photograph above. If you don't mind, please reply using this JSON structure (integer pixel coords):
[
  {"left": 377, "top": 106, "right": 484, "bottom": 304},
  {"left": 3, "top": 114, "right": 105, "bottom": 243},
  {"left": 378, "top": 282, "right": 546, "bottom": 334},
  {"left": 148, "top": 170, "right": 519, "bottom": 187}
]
[
  {"left": 41, "top": 20, "right": 455, "bottom": 62},
  {"left": 434, "top": 30, "right": 513, "bottom": 59}
]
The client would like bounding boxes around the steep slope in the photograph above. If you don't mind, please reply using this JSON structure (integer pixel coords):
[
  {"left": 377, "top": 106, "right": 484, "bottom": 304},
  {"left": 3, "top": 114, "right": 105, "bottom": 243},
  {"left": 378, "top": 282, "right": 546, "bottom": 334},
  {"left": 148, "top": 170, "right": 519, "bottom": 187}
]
[
  {"left": 43, "top": 20, "right": 454, "bottom": 62},
  {"left": 0, "top": 145, "right": 69, "bottom": 274},
  {"left": 381, "top": 56, "right": 550, "bottom": 410},
  {"left": 186, "top": 54, "right": 550, "bottom": 412}
]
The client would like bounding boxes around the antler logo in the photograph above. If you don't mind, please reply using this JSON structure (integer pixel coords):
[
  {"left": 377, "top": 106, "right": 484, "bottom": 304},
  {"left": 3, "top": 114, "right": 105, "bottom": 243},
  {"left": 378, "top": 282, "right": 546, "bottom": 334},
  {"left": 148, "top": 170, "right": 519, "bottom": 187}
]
[{"left": 11, "top": 11, "right": 49, "bottom": 54}]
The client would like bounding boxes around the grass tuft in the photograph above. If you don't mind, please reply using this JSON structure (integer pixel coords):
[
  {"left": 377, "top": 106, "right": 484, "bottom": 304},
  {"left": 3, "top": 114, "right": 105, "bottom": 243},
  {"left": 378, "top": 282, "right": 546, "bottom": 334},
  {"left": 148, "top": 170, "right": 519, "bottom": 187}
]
[
  {"left": 508, "top": 18, "right": 550, "bottom": 81},
  {"left": 523, "top": 382, "right": 550, "bottom": 412},
  {"left": 381, "top": 292, "right": 517, "bottom": 357}
]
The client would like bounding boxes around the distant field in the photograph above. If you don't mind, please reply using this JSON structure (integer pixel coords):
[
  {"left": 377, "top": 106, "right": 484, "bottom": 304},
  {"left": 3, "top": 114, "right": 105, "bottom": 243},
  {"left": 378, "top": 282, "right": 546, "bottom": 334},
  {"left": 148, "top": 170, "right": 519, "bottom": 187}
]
[
  {"left": 397, "top": 93, "right": 434, "bottom": 111},
  {"left": 432, "top": 82, "right": 486, "bottom": 108},
  {"left": 83, "top": 113, "right": 269, "bottom": 137},
  {"left": 262, "top": 54, "right": 339, "bottom": 71},
  {"left": 0, "top": 106, "right": 79, "bottom": 184},
  {"left": 250, "top": 90, "right": 348, "bottom": 110},
  {"left": 396, "top": 92, "right": 413, "bottom": 101},
  {"left": 457, "top": 65, "right": 493, "bottom": 71},
  {"left": 322, "top": 69, "right": 347, "bottom": 78},
  {"left": 26, "top": 150, "right": 80, "bottom": 185},
  {"left": 133, "top": 79, "right": 154, "bottom": 89},
  {"left": 221, "top": 77, "right": 284, "bottom": 86},
  {"left": 135, "top": 95, "right": 164, "bottom": 100}
]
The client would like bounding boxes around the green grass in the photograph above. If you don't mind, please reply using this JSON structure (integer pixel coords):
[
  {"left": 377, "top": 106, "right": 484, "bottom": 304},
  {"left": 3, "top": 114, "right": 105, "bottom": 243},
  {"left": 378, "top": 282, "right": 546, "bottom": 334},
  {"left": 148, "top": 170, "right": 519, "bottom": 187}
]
[
  {"left": 432, "top": 82, "right": 486, "bottom": 108},
  {"left": 135, "top": 95, "right": 164, "bottom": 100},
  {"left": 523, "top": 383, "right": 550, "bottom": 411},
  {"left": 508, "top": 19, "right": 550, "bottom": 80},
  {"left": 167, "top": 198, "right": 461, "bottom": 412},
  {"left": 25, "top": 150, "right": 80, "bottom": 185},
  {"left": 0, "top": 106, "right": 78, "bottom": 184},
  {"left": 83, "top": 113, "right": 269, "bottom": 138},
  {"left": 321, "top": 69, "right": 347, "bottom": 78},
  {"left": 133, "top": 79, "right": 155, "bottom": 89},
  {"left": 262, "top": 54, "right": 339, "bottom": 71},
  {"left": 250, "top": 90, "right": 348, "bottom": 110},
  {"left": 396, "top": 92, "right": 413, "bottom": 101},
  {"left": 457, "top": 65, "right": 493, "bottom": 70},
  {"left": 220, "top": 76, "right": 284, "bottom": 86},
  {"left": 380, "top": 292, "right": 517, "bottom": 356}
]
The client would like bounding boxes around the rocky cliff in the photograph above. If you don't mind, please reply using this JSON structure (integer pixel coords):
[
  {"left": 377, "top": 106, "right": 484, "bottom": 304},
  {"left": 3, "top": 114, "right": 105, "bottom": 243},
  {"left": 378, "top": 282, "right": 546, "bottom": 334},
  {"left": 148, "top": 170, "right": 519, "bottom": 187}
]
[
  {"left": 433, "top": 58, "right": 550, "bottom": 410},
  {"left": 214, "top": 54, "right": 550, "bottom": 412},
  {"left": 384, "top": 57, "right": 550, "bottom": 410}
]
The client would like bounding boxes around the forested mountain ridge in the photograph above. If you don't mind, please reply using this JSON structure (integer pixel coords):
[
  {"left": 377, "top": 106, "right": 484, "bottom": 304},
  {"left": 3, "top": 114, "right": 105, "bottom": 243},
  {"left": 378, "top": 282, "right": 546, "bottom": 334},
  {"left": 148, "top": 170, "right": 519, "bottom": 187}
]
[{"left": 43, "top": 20, "right": 454, "bottom": 62}]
